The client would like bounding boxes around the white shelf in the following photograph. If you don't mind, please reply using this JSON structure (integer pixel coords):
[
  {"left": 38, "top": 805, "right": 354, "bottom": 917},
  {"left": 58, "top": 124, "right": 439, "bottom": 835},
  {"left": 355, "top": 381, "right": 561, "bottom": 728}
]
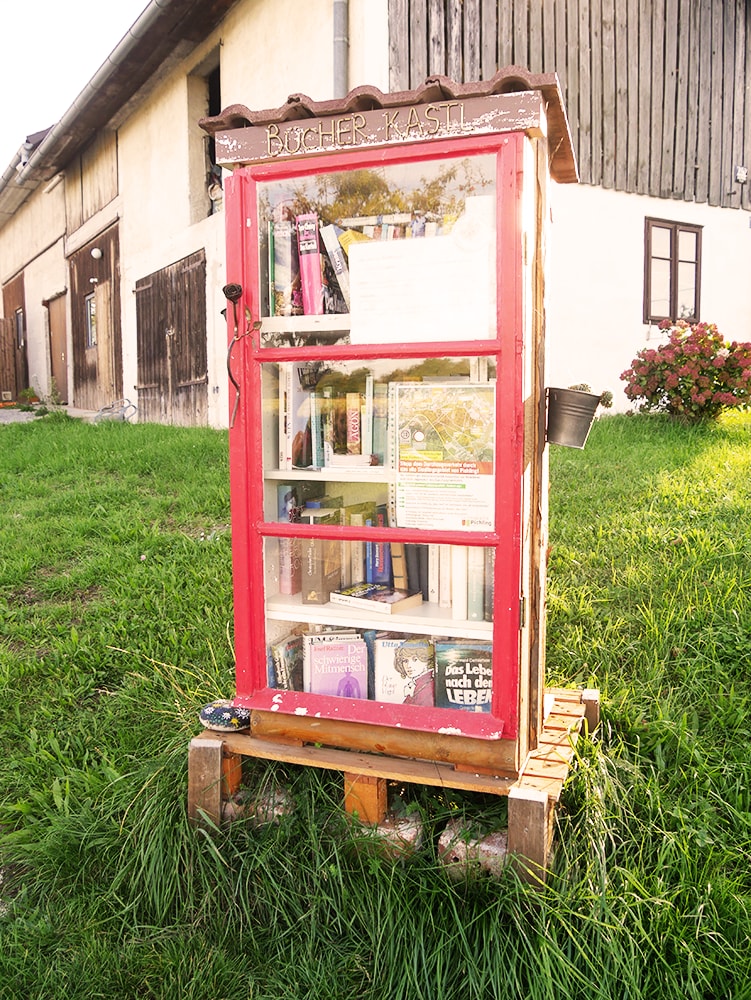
[
  {"left": 266, "top": 592, "right": 493, "bottom": 641},
  {"left": 265, "top": 467, "right": 394, "bottom": 483}
]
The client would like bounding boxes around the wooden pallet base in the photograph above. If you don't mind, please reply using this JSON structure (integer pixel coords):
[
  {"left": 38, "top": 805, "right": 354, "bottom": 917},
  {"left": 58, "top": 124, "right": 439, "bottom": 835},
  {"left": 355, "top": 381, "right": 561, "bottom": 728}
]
[{"left": 188, "top": 687, "right": 599, "bottom": 879}]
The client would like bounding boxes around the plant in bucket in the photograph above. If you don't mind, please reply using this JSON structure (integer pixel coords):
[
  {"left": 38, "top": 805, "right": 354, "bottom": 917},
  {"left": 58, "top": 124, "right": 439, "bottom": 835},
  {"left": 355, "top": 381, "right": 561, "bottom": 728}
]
[{"left": 546, "top": 384, "right": 613, "bottom": 449}]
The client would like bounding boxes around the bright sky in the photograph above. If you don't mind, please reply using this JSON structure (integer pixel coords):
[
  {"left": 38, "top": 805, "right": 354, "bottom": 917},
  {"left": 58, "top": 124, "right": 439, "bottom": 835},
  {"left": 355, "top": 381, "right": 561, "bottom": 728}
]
[{"left": 0, "top": 0, "right": 149, "bottom": 171}]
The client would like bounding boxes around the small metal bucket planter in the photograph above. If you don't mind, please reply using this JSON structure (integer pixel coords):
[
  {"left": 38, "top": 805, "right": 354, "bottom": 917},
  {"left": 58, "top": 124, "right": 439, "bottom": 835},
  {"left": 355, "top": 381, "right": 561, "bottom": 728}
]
[{"left": 546, "top": 387, "right": 602, "bottom": 449}]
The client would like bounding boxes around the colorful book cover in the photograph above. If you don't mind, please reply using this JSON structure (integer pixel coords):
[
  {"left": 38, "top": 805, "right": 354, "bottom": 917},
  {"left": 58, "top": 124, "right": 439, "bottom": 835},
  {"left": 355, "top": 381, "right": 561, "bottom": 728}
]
[
  {"left": 329, "top": 582, "right": 423, "bottom": 615},
  {"left": 371, "top": 382, "right": 389, "bottom": 466},
  {"left": 295, "top": 212, "right": 324, "bottom": 316},
  {"left": 272, "top": 219, "right": 303, "bottom": 316},
  {"left": 279, "top": 362, "right": 313, "bottom": 469},
  {"left": 302, "top": 630, "right": 359, "bottom": 691},
  {"left": 374, "top": 636, "right": 434, "bottom": 706},
  {"left": 269, "top": 633, "right": 304, "bottom": 691},
  {"left": 434, "top": 641, "right": 493, "bottom": 713},
  {"left": 365, "top": 504, "right": 391, "bottom": 585},
  {"left": 306, "top": 635, "right": 368, "bottom": 698}
]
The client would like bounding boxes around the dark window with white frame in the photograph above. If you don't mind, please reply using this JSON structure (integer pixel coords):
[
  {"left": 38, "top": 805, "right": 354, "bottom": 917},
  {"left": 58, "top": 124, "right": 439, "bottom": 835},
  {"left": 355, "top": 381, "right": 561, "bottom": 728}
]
[
  {"left": 14, "top": 307, "right": 24, "bottom": 348},
  {"left": 85, "top": 292, "right": 97, "bottom": 348},
  {"left": 644, "top": 218, "right": 702, "bottom": 324}
]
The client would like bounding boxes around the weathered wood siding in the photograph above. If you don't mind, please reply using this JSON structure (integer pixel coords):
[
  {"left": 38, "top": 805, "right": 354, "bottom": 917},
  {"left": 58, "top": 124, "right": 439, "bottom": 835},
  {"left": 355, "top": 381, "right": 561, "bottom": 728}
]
[
  {"left": 389, "top": 0, "right": 751, "bottom": 210},
  {"left": 135, "top": 251, "right": 209, "bottom": 427},
  {"left": 68, "top": 225, "right": 123, "bottom": 411},
  {"left": 1, "top": 273, "right": 28, "bottom": 399},
  {"left": 65, "top": 131, "right": 119, "bottom": 232}
]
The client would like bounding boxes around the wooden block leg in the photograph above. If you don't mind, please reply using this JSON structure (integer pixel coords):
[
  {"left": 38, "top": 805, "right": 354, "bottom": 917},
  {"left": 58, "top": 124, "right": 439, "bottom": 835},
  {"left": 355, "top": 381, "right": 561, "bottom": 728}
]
[
  {"left": 343, "top": 772, "right": 388, "bottom": 825},
  {"left": 188, "top": 734, "right": 225, "bottom": 828},
  {"left": 581, "top": 688, "right": 601, "bottom": 734},
  {"left": 507, "top": 785, "right": 553, "bottom": 882},
  {"left": 222, "top": 751, "right": 243, "bottom": 797}
]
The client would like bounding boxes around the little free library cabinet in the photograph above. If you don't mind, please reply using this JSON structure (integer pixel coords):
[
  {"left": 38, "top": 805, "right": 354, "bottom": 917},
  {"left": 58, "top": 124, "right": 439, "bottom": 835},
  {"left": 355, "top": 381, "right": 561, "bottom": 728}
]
[{"left": 190, "top": 70, "right": 598, "bottom": 877}]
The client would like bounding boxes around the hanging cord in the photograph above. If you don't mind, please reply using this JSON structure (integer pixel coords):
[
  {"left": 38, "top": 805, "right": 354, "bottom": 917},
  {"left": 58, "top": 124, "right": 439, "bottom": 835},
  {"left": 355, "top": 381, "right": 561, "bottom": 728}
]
[{"left": 223, "top": 283, "right": 246, "bottom": 428}]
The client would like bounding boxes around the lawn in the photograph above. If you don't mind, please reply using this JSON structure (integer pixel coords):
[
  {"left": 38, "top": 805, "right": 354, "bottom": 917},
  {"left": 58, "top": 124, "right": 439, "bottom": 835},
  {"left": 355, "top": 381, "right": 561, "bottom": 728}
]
[{"left": 0, "top": 410, "right": 750, "bottom": 999}]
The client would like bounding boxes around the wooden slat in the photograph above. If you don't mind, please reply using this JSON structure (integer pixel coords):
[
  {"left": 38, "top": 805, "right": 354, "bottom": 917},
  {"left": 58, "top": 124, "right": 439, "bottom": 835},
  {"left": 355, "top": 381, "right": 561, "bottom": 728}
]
[
  {"left": 480, "top": 0, "right": 498, "bottom": 80},
  {"left": 218, "top": 732, "right": 519, "bottom": 795},
  {"left": 648, "top": 0, "right": 665, "bottom": 196},
  {"left": 626, "top": 0, "right": 640, "bottom": 191},
  {"left": 683, "top": 0, "right": 701, "bottom": 202},
  {"left": 744, "top": 0, "right": 751, "bottom": 212},
  {"left": 498, "top": 0, "right": 513, "bottom": 68},
  {"left": 446, "top": 0, "right": 463, "bottom": 79},
  {"left": 542, "top": 0, "right": 556, "bottom": 73},
  {"left": 729, "top": 0, "right": 747, "bottom": 210},
  {"left": 566, "top": 0, "right": 580, "bottom": 173},
  {"left": 708, "top": 1, "right": 725, "bottom": 206},
  {"left": 388, "top": 0, "right": 410, "bottom": 91},
  {"left": 514, "top": 0, "right": 528, "bottom": 66},
  {"left": 637, "top": 0, "right": 652, "bottom": 193},
  {"left": 188, "top": 734, "right": 224, "bottom": 827},
  {"left": 673, "top": 0, "right": 691, "bottom": 198},
  {"left": 600, "top": 0, "right": 616, "bottom": 189},
  {"left": 463, "top": 0, "right": 481, "bottom": 81},
  {"left": 695, "top": 0, "right": 712, "bottom": 203},
  {"left": 507, "top": 785, "right": 551, "bottom": 880},
  {"left": 659, "top": 0, "right": 678, "bottom": 197},
  {"left": 721, "top": 1, "right": 738, "bottom": 207},
  {"left": 577, "top": 0, "right": 592, "bottom": 183},
  {"left": 554, "top": 0, "right": 568, "bottom": 93},
  {"left": 528, "top": 0, "right": 543, "bottom": 73},
  {"left": 428, "top": 0, "right": 446, "bottom": 75},
  {"left": 410, "top": 0, "right": 428, "bottom": 87}
]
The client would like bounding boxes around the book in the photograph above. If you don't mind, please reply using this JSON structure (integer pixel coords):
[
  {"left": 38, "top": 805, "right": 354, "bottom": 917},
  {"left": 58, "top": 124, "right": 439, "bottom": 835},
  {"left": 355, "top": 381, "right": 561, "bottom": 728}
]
[
  {"left": 279, "top": 362, "right": 313, "bottom": 469},
  {"left": 337, "top": 227, "right": 372, "bottom": 257},
  {"left": 267, "top": 220, "right": 275, "bottom": 317},
  {"left": 438, "top": 544, "right": 452, "bottom": 609},
  {"left": 390, "top": 542, "right": 407, "bottom": 590},
  {"left": 321, "top": 248, "right": 348, "bottom": 314},
  {"left": 371, "top": 382, "right": 389, "bottom": 465},
  {"left": 295, "top": 213, "right": 324, "bottom": 315},
  {"left": 346, "top": 391, "right": 362, "bottom": 454},
  {"left": 427, "top": 543, "right": 440, "bottom": 603},
  {"left": 365, "top": 504, "right": 391, "bottom": 585},
  {"left": 276, "top": 482, "right": 325, "bottom": 597},
  {"left": 374, "top": 636, "right": 434, "bottom": 705},
  {"left": 483, "top": 547, "right": 495, "bottom": 622},
  {"left": 301, "top": 509, "right": 342, "bottom": 605},
  {"left": 302, "top": 630, "right": 359, "bottom": 691},
  {"left": 306, "top": 635, "right": 368, "bottom": 698},
  {"left": 329, "top": 582, "right": 423, "bottom": 614},
  {"left": 342, "top": 501, "right": 376, "bottom": 585},
  {"left": 271, "top": 219, "right": 302, "bottom": 316},
  {"left": 434, "top": 640, "right": 493, "bottom": 712},
  {"left": 320, "top": 223, "right": 351, "bottom": 309},
  {"left": 269, "top": 633, "right": 304, "bottom": 691}
]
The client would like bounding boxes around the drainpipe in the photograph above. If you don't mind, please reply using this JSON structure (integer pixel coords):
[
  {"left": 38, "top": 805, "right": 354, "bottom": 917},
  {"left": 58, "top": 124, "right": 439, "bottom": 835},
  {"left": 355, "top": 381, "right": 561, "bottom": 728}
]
[{"left": 333, "top": 0, "right": 349, "bottom": 98}]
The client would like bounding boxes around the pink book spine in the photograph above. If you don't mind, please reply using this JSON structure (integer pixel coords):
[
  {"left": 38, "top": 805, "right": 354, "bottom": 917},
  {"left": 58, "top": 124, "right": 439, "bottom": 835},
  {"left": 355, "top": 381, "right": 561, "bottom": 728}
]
[{"left": 295, "top": 213, "right": 323, "bottom": 315}]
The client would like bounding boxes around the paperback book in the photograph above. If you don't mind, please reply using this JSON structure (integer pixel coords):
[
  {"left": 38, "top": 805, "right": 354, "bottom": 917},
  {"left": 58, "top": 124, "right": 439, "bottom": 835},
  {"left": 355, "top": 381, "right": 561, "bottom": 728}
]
[
  {"left": 304, "top": 633, "right": 368, "bottom": 698},
  {"left": 434, "top": 641, "right": 493, "bottom": 712},
  {"left": 295, "top": 213, "right": 324, "bottom": 315},
  {"left": 374, "top": 636, "right": 434, "bottom": 706},
  {"left": 271, "top": 219, "right": 303, "bottom": 316},
  {"left": 329, "top": 582, "right": 423, "bottom": 615},
  {"left": 301, "top": 508, "right": 342, "bottom": 605},
  {"left": 268, "top": 632, "right": 304, "bottom": 691}
]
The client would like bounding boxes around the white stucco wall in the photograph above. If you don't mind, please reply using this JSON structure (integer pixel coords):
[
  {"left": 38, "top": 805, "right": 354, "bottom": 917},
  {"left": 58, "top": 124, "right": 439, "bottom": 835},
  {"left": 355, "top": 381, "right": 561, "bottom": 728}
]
[{"left": 546, "top": 182, "right": 751, "bottom": 411}]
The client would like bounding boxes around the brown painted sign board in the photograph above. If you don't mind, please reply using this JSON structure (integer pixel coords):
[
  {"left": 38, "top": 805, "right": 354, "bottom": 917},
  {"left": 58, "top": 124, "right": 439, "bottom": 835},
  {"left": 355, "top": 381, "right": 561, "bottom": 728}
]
[{"left": 215, "top": 91, "right": 546, "bottom": 167}]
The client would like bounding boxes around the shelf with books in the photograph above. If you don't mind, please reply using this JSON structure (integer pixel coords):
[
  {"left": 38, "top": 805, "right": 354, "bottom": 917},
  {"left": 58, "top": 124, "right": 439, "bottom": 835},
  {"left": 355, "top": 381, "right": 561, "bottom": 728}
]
[{"left": 264, "top": 591, "right": 494, "bottom": 642}]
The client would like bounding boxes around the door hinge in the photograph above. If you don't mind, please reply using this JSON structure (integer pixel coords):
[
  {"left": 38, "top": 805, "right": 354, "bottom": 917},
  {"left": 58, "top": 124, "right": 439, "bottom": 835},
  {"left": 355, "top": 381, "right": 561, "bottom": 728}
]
[{"left": 519, "top": 596, "right": 527, "bottom": 628}]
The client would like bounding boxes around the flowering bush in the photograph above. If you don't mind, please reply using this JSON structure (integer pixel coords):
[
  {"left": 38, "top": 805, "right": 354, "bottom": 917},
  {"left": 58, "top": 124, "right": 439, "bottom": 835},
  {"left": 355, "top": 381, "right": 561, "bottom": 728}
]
[{"left": 621, "top": 320, "right": 751, "bottom": 421}]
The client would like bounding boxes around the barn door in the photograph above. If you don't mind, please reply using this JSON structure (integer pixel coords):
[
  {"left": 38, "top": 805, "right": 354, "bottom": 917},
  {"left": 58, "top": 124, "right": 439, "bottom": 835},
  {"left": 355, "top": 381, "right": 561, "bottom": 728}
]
[
  {"left": 2, "top": 274, "right": 28, "bottom": 401},
  {"left": 47, "top": 294, "right": 69, "bottom": 403},
  {"left": 135, "top": 251, "right": 208, "bottom": 426}
]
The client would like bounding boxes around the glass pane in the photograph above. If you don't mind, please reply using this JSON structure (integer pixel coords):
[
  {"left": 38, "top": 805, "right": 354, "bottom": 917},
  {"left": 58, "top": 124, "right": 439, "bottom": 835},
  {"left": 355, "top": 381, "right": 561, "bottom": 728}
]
[
  {"left": 650, "top": 258, "right": 671, "bottom": 317},
  {"left": 261, "top": 355, "right": 497, "bottom": 528},
  {"left": 650, "top": 224, "right": 671, "bottom": 259},
  {"left": 257, "top": 154, "right": 497, "bottom": 346},
  {"left": 263, "top": 540, "right": 494, "bottom": 710},
  {"left": 678, "top": 229, "right": 697, "bottom": 263},
  {"left": 677, "top": 261, "right": 697, "bottom": 319}
]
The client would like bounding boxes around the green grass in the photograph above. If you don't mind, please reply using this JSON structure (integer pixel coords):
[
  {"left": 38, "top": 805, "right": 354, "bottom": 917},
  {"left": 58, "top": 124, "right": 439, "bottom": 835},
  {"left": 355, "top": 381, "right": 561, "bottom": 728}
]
[{"left": 1, "top": 411, "right": 750, "bottom": 999}]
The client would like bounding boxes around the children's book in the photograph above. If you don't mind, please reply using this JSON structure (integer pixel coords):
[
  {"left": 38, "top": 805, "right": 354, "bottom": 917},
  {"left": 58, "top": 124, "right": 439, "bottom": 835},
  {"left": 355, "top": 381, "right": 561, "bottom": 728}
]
[
  {"left": 329, "top": 582, "right": 423, "bottom": 615},
  {"left": 304, "top": 634, "right": 368, "bottom": 697},
  {"left": 374, "top": 636, "right": 434, "bottom": 705},
  {"left": 434, "top": 640, "right": 493, "bottom": 712}
]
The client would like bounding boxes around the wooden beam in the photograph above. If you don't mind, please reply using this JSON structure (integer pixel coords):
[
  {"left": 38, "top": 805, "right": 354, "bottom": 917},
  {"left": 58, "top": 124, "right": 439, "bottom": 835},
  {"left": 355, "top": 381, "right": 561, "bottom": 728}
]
[
  {"left": 343, "top": 772, "right": 389, "bottom": 824},
  {"left": 188, "top": 734, "right": 224, "bottom": 828},
  {"left": 507, "top": 784, "right": 551, "bottom": 881}
]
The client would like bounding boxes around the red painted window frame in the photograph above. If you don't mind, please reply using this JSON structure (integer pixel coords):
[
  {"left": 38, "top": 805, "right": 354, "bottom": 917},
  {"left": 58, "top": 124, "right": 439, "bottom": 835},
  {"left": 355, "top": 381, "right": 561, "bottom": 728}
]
[{"left": 223, "top": 130, "right": 526, "bottom": 742}]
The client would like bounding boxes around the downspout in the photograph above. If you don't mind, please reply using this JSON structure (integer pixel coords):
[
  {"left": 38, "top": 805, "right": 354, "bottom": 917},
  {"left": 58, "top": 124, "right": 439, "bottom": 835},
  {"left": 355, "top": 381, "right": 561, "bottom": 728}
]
[{"left": 333, "top": 0, "right": 349, "bottom": 98}]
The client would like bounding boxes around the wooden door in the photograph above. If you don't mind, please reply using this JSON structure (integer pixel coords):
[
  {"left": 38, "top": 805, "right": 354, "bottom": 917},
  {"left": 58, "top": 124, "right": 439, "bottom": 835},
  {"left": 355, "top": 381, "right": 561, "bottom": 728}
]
[
  {"left": 2, "top": 274, "right": 28, "bottom": 400},
  {"left": 47, "top": 294, "right": 69, "bottom": 403},
  {"left": 135, "top": 251, "right": 208, "bottom": 426}
]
